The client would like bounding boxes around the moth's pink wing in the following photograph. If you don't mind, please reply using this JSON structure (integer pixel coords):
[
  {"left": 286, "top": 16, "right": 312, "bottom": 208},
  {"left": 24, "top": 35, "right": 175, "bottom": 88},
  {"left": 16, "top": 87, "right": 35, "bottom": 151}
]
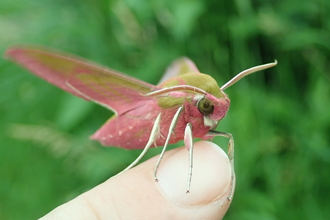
[
  {"left": 5, "top": 46, "right": 160, "bottom": 115},
  {"left": 91, "top": 99, "right": 203, "bottom": 149},
  {"left": 91, "top": 99, "right": 160, "bottom": 149},
  {"left": 158, "top": 57, "right": 200, "bottom": 84}
]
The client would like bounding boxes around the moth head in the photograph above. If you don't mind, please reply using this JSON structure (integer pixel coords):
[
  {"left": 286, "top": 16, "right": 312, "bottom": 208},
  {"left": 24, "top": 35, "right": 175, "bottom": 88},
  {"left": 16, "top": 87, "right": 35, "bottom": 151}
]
[
  {"left": 197, "top": 96, "right": 214, "bottom": 115},
  {"left": 196, "top": 93, "right": 230, "bottom": 127}
]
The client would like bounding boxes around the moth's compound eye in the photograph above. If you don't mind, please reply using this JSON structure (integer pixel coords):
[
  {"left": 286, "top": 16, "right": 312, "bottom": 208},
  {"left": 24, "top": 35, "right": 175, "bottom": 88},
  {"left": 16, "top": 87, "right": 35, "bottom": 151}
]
[{"left": 197, "top": 97, "right": 214, "bottom": 115}]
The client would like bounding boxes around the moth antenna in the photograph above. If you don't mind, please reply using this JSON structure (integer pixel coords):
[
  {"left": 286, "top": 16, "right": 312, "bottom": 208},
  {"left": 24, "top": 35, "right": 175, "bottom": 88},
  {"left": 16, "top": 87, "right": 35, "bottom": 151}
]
[{"left": 220, "top": 60, "right": 277, "bottom": 91}]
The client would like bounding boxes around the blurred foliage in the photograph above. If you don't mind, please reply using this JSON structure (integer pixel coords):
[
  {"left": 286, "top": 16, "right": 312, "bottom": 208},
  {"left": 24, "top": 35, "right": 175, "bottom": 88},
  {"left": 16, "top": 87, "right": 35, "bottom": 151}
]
[{"left": 1, "top": 0, "right": 330, "bottom": 219}]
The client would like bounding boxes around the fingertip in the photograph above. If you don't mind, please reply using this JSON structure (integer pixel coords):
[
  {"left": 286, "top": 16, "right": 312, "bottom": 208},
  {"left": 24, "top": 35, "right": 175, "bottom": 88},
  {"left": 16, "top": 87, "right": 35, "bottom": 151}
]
[
  {"left": 41, "top": 141, "right": 235, "bottom": 220},
  {"left": 157, "top": 141, "right": 233, "bottom": 206}
]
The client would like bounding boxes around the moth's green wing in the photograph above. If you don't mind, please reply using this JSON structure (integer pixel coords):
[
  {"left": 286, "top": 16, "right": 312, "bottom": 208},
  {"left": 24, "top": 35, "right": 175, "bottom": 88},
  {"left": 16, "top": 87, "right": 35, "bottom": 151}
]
[
  {"left": 158, "top": 57, "right": 200, "bottom": 84},
  {"left": 5, "top": 46, "right": 160, "bottom": 115}
]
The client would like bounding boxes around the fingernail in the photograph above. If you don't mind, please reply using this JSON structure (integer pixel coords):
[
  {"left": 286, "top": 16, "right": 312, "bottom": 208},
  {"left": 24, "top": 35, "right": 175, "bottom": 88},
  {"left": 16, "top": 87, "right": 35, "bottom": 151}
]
[{"left": 156, "top": 141, "right": 232, "bottom": 206}]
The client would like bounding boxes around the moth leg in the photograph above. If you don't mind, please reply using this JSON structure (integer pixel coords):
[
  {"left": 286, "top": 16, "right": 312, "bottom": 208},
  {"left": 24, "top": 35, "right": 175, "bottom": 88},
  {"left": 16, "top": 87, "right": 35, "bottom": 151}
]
[
  {"left": 120, "top": 113, "right": 161, "bottom": 173},
  {"left": 206, "top": 130, "right": 235, "bottom": 201},
  {"left": 154, "top": 106, "right": 183, "bottom": 181},
  {"left": 184, "top": 123, "right": 193, "bottom": 193}
]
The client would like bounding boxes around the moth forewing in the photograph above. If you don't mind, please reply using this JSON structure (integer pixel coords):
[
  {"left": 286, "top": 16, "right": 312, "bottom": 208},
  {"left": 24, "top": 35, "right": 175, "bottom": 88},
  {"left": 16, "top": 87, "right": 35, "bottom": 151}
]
[{"left": 159, "top": 57, "right": 201, "bottom": 84}]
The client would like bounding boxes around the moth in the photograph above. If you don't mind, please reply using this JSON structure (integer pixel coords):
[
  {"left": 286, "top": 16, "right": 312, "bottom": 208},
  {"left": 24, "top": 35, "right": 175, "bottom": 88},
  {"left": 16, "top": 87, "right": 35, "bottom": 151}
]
[{"left": 5, "top": 46, "right": 277, "bottom": 197}]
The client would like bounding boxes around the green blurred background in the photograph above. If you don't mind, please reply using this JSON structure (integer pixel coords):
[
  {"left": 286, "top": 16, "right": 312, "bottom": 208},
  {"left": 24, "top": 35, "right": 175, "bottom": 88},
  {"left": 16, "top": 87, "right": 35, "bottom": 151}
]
[{"left": 1, "top": 0, "right": 329, "bottom": 219}]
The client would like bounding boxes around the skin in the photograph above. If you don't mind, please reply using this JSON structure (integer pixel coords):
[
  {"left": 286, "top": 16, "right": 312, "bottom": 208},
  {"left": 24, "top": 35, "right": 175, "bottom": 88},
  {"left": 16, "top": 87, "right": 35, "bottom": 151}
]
[{"left": 39, "top": 141, "right": 233, "bottom": 220}]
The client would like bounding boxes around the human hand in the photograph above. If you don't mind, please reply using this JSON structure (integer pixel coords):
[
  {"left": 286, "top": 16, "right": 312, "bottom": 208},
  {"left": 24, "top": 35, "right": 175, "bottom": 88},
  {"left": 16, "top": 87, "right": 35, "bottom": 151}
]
[{"left": 39, "top": 141, "right": 235, "bottom": 219}]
